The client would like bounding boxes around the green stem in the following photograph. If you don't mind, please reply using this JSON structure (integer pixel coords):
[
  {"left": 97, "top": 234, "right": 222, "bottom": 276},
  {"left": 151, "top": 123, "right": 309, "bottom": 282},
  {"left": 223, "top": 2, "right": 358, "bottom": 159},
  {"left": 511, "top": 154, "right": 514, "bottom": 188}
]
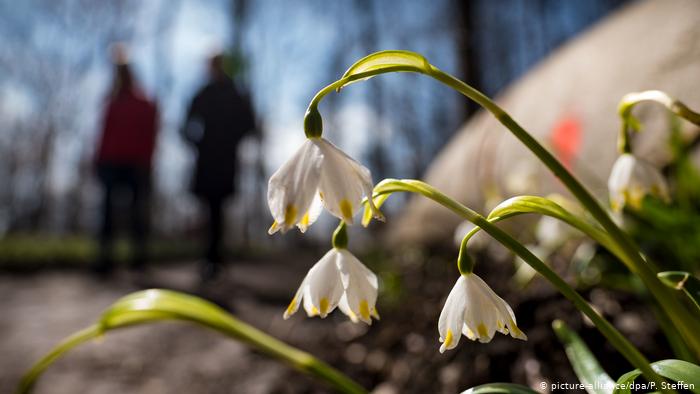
[
  {"left": 456, "top": 234, "right": 475, "bottom": 275},
  {"left": 373, "top": 179, "right": 668, "bottom": 391},
  {"left": 332, "top": 221, "right": 349, "bottom": 248}
]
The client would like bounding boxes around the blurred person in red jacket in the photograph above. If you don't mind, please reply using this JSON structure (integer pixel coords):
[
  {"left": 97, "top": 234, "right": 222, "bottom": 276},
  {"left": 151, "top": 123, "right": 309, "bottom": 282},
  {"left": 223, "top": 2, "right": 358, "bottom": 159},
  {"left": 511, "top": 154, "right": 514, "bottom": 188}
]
[
  {"left": 183, "top": 53, "right": 255, "bottom": 281},
  {"left": 94, "top": 52, "right": 158, "bottom": 275}
]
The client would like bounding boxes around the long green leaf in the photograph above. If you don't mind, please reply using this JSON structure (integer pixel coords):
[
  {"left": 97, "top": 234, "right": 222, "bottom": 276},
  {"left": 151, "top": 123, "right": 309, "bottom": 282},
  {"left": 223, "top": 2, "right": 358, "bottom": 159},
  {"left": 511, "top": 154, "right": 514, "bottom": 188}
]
[
  {"left": 553, "top": 320, "right": 614, "bottom": 394},
  {"left": 461, "top": 383, "right": 539, "bottom": 394},
  {"left": 487, "top": 195, "right": 614, "bottom": 250},
  {"left": 337, "top": 50, "right": 431, "bottom": 91},
  {"left": 18, "top": 289, "right": 367, "bottom": 394},
  {"left": 613, "top": 359, "right": 700, "bottom": 394},
  {"left": 658, "top": 271, "right": 700, "bottom": 312}
]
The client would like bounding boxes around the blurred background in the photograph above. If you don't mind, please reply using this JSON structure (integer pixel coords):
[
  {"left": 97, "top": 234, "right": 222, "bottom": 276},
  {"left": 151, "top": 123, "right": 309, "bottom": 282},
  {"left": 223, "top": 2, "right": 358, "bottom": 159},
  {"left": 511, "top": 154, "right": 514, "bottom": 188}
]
[{"left": 2, "top": 0, "right": 699, "bottom": 393}]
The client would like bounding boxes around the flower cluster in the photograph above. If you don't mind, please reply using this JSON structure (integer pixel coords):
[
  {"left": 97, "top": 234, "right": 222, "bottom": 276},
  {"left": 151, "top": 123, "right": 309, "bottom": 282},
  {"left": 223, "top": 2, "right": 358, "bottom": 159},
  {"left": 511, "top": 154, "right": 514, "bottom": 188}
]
[{"left": 268, "top": 134, "right": 526, "bottom": 349}]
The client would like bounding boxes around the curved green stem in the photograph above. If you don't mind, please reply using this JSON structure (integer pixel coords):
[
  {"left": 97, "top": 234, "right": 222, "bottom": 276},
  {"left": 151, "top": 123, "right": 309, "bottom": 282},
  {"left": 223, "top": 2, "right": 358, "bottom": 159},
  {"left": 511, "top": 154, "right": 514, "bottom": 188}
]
[
  {"left": 332, "top": 221, "right": 349, "bottom": 248},
  {"left": 373, "top": 178, "right": 667, "bottom": 391},
  {"left": 617, "top": 90, "right": 700, "bottom": 158},
  {"left": 307, "top": 52, "right": 700, "bottom": 356},
  {"left": 456, "top": 236, "right": 475, "bottom": 275}
]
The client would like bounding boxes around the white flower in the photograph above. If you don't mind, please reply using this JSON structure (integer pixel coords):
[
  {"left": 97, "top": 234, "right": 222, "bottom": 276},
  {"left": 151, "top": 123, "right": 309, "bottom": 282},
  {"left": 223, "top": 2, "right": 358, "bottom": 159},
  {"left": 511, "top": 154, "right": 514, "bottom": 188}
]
[
  {"left": 535, "top": 216, "right": 578, "bottom": 250},
  {"left": 268, "top": 137, "right": 382, "bottom": 234},
  {"left": 438, "top": 273, "right": 526, "bottom": 352},
  {"left": 608, "top": 153, "right": 669, "bottom": 212},
  {"left": 453, "top": 221, "right": 489, "bottom": 251},
  {"left": 284, "top": 248, "right": 379, "bottom": 324}
]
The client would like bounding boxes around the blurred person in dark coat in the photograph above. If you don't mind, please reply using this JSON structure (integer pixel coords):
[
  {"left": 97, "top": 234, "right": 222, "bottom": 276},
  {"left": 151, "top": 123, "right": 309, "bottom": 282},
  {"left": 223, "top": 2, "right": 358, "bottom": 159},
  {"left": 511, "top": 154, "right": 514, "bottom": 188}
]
[
  {"left": 183, "top": 53, "right": 255, "bottom": 281},
  {"left": 94, "top": 50, "right": 159, "bottom": 275}
]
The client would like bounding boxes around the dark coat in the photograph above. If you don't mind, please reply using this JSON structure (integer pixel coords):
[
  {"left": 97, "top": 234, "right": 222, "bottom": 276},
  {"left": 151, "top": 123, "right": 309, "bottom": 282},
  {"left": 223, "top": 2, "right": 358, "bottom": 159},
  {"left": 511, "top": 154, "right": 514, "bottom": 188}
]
[{"left": 184, "top": 77, "right": 254, "bottom": 200}]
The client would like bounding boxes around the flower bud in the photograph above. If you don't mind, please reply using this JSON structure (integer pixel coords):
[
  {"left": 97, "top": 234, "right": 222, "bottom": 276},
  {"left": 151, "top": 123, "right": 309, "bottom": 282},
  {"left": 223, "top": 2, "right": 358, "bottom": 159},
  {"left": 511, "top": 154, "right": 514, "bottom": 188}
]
[{"left": 304, "top": 106, "right": 323, "bottom": 138}]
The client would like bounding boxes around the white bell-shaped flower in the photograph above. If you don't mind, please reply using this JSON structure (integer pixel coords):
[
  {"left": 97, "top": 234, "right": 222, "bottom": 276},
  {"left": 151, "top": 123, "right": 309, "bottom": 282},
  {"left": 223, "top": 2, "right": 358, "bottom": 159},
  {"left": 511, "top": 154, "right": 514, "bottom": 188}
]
[
  {"left": 268, "top": 140, "right": 324, "bottom": 234},
  {"left": 268, "top": 137, "right": 382, "bottom": 234},
  {"left": 438, "top": 273, "right": 526, "bottom": 353},
  {"left": 337, "top": 249, "right": 380, "bottom": 324},
  {"left": 283, "top": 249, "right": 344, "bottom": 319},
  {"left": 284, "top": 248, "right": 379, "bottom": 325},
  {"left": 608, "top": 153, "right": 669, "bottom": 212}
]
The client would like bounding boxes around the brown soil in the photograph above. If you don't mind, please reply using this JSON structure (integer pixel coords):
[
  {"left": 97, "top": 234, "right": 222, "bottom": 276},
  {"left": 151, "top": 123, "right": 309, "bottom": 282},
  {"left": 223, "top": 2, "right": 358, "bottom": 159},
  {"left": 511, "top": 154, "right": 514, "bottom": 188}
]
[{"left": 0, "top": 253, "right": 667, "bottom": 393}]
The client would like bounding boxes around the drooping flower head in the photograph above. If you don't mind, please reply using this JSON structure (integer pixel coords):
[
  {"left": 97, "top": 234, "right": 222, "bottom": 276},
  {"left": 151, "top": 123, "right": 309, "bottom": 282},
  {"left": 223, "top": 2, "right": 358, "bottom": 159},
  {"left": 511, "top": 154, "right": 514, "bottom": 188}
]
[
  {"left": 607, "top": 153, "right": 669, "bottom": 212},
  {"left": 268, "top": 137, "right": 383, "bottom": 234},
  {"left": 438, "top": 273, "right": 526, "bottom": 353},
  {"left": 284, "top": 248, "right": 379, "bottom": 325}
]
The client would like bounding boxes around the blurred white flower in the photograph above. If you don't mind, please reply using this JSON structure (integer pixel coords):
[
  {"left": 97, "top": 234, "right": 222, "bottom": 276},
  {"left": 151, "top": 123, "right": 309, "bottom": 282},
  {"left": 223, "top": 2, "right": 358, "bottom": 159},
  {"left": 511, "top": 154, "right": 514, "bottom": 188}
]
[
  {"left": 284, "top": 248, "right": 379, "bottom": 325},
  {"left": 453, "top": 221, "right": 489, "bottom": 251},
  {"left": 268, "top": 137, "right": 382, "bottom": 234},
  {"left": 504, "top": 161, "right": 540, "bottom": 196},
  {"left": 438, "top": 273, "right": 526, "bottom": 352},
  {"left": 607, "top": 153, "right": 669, "bottom": 212},
  {"left": 512, "top": 244, "right": 549, "bottom": 288},
  {"left": 536, "top": 216, "right": 578, "bottom": 250}
]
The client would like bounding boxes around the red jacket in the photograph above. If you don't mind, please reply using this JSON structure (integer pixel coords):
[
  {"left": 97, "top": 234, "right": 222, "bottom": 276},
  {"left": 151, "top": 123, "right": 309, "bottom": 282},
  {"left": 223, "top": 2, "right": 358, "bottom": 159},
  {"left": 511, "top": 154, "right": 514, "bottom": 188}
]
[{"left": 96, "top": 89, "right": 158, "bottom": 168}]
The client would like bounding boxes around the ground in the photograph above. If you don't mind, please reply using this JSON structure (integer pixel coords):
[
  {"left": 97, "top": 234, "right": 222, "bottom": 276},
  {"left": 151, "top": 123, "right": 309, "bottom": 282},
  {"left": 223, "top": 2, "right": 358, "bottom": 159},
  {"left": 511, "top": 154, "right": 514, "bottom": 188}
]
[
  {"left": 1, "top": 260, "right": 325, "bottom": 394},
  {"left": 0, "top": 253, "right": 664, "bottom": 394}
]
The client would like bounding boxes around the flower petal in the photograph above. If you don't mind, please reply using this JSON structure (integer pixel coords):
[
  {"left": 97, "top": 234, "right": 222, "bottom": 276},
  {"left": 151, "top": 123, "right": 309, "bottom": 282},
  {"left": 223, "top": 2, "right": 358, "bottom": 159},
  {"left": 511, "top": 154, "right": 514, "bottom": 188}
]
[
  {"left": 303, "top": 249, "right": 344, "bottom": 318},
  {"left": 464, "top": 273, "right": 525, "bottom": 343},
  {"left": 337, "top": 294, "right": 359, "bottom": 323},
  {"left": 314, "top": 138, "right": 374, "bottom": 224},
  {"left": 337, "top": 249, "right": 378, "bottom": 324},
  {"left": 268, "top": 140, "right": 323, "bottom": 232},
  {"left": 296, "top": 193, "right": 323, "bottom": 233},
  {"left": 283, "top": 275, "right": 308, "bottom": 320},
  {"left": 438, "top": 276, "right": 467, "bottom": 353}
]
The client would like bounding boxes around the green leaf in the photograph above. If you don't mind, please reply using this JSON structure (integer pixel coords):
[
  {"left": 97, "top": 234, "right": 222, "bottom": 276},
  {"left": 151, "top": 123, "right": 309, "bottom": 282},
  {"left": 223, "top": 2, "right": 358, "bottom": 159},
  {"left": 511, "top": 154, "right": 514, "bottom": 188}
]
[
  {"left": 552, "top": 320, "right": 614, "bottom": 394},
  {"left": 337, "top": 50, "right": 432, "bottom": 91},
  {"left": 18, "top": 289, "right": 367, "bottom": 394},
  {"left": 613, "top": 359, "right": 700, "bottom": 394},
  {"left": 485, "top": 195, "right": 621, "bottom": 258},
  {"left": 658, "top": 271, "right": 700, "bottom": 312},
  {"left": 461, "top": 383, "right": 539, "bottom": 394}
]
